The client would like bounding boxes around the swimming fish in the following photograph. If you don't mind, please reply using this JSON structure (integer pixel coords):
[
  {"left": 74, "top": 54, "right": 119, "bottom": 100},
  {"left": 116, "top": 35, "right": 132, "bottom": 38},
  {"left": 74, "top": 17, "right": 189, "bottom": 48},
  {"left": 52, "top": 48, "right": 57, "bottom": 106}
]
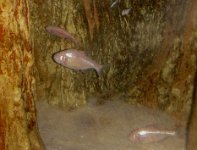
[
  {"left": 53, "top": 49, "right": 103, "bottom": 76},
  {"left": 128, "top": 124, "right": 177, "bottom": 143},
  {"left": 110, "top": 0, "right": 121, "bottom": 8},
  {"left": 121, "top": 8, "right": 131, "bottom": 16},
  {"left": 46, "top": 25, "right": 80, "bottom": 46}
]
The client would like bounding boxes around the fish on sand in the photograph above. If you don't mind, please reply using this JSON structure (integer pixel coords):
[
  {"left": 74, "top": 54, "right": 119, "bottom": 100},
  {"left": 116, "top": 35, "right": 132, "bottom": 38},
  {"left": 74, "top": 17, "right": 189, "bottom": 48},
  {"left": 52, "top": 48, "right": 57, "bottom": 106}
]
[{"left": 128, "top": 124, "right": 177, "bottom": 143}]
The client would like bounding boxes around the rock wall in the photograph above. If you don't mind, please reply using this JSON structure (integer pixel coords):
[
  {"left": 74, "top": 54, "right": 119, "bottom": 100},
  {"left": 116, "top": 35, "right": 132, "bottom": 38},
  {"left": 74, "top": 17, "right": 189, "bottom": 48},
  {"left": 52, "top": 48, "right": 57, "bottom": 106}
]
[
  {"left": 0, "top": 0, "right": 44, "bottom": 149},
  {"left": 30, "top": 0, "right": 196, "bottom": 121},
  {"left": 0, "top": 0, "right": 196, "bottom": 149},
  {"left": 128, "top": 0, "right": 197, "bottom": 119},
  {"left": 187, "top": 69, "right": 197, "bottom": 149},
  {"left": 186, "top": 0, "right": 197, "bottom": 148}
]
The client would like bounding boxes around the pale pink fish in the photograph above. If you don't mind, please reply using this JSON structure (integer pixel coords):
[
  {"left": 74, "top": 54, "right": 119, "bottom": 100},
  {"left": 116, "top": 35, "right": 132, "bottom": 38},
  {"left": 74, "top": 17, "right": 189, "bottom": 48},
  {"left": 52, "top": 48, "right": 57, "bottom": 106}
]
[
  {"left": 121, "top": 8, "right": 131, "bottom": 16},
  {"left": 46, "top": 26, "right": 80, "bottom": 46},
  {"left": 53, "top": 49, "right": 103, "bottom": 76},
  {"left": 110, "top": 0, "right": 121, "bottom": 8},
  {"left": 128, "top": 124, "right": 177, "bottom": 143}
]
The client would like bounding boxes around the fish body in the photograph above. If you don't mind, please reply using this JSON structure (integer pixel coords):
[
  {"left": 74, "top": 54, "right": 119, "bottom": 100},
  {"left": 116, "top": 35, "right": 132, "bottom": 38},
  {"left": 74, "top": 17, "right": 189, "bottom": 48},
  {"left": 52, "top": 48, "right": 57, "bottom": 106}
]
[
  {"left": 53, "top": 49, "right": 103, "bottom": 75},
  {"left": 122, "top": 8, "right": 131, "bottom": 16},
  {"left": 46, "top": 26, "right": 80, "bottom": 46},
  {"left": 110, "top": 0, "right": 121, "bottom": 8},
  {"left": 128, "top": 124, "right": 176, "bottom": 143}
]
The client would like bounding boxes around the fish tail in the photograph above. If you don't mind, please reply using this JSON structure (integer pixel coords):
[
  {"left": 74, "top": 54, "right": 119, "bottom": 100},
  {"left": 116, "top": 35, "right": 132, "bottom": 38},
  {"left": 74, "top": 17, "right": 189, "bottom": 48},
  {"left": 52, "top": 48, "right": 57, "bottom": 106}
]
[
  {"left": 95, "top": 64, "right": 110, "bottom": 77},
  {"left": 95, "top": 65, "right": 103, "bottom": 77}
]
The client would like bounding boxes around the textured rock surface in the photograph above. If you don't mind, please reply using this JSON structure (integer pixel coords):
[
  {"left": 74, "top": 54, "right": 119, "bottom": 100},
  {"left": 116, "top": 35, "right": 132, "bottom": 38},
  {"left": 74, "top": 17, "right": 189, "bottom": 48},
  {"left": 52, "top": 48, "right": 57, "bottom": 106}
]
[
  {"left": 187, "top": 68, "right": 197, "bottom": 149},
  {"left": 127, "top": 0, "right": 197, "bottom": 118},
  {"left": 30, "top": 0, "right": 170, "bottom": 108},
  {"left": 184, "top": 0, "right": 197, "bottom": 149},
  {"left": 0, "top": 0, "right": 44, "bottom": 149},
  {"left": 30, "top": 0, "right": 196, "bottom": 118}
]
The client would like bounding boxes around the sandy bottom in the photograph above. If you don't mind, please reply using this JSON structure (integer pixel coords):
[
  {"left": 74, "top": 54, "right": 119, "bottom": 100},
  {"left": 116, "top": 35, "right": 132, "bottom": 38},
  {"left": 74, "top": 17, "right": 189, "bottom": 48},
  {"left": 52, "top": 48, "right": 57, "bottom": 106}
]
[{"left": 36, "top": 100, "right": 186, "bottom": 150}]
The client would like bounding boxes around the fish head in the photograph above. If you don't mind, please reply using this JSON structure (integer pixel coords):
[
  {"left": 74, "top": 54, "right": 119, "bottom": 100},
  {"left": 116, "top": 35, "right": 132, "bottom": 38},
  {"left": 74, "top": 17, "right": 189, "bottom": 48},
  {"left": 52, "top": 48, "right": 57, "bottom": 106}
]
[
  {"left": 53, "top": 51, "right": 68, "bottom": 65},
  {"left": 129, "top": 131, "right": 139, "bottom": 142},
  {"left": 128, "top": 129, "right": 147, "bottom": 142}
]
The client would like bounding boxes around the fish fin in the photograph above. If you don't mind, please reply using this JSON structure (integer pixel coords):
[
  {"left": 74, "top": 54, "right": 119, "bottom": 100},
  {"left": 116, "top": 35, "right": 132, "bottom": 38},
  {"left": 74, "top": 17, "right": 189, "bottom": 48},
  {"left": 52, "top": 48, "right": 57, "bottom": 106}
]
[
  {"left": 79, "top": 51, "right": 87, "bottom": 56},
  {"left": 110, "top": 0, "right": 120, "bottom": 8},
  {"left": 96, "top": 64, "right": 111, "bottom": 77}
]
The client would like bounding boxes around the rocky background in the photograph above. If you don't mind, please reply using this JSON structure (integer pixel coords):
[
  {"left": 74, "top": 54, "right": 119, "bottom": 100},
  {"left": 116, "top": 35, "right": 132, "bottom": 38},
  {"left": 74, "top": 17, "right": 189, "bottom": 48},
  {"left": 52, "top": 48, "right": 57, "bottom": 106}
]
[
  {"left": 0, "top": 0, "right": 44, "bottom": 149},
  {"left": 0, "top": 0, "right": 196, "bottom": 149},
  {"left": 31, "top": 0, "right": 196, "bottom": 118}
]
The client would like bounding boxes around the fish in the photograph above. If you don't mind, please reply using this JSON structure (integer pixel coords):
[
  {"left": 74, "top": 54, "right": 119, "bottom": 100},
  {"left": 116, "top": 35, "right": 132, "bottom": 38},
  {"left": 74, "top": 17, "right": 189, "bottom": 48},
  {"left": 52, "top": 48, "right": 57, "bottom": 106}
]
[
  {"left": 128, "top": 124, "right": 177, "bottom": 143},
  {"left": 53, "top": 49, "right": 103, "bottom": 76},
  {"left": 45, "top": 25, "right": 80, "bottom": 46},
  {"left": 110, "top": 0, "right": 121, "bottom": 8},
  {"left": 121, "top": 8, "right": 131, "bottom": 16}
]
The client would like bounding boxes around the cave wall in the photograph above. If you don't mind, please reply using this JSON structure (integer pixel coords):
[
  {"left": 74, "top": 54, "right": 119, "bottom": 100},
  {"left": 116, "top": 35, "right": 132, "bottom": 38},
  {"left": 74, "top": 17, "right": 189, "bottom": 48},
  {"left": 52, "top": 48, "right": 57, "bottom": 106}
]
[
  {"left": 128, "top": 0, "right": 197, "bottom": 120},
  {"left": 186, "top": 1, "right": 197, "bottom": 148},
  {"left": 30, "top": 0, "right": 88, "bottom": 108},
  {"left": 187, "top": 69, "right": 197, "bottom": 150},
  {"left": 0, "top": 0, "right": 44, "bottom": 149},
  {"left": 30, "top": 0, "right": 196, "bottom": 119},
  {"left": 30, "top": 0, "right": 169, "bottom": 107},
  {"left": 0, "top": 0, "right": 195, "bottom": 149}
]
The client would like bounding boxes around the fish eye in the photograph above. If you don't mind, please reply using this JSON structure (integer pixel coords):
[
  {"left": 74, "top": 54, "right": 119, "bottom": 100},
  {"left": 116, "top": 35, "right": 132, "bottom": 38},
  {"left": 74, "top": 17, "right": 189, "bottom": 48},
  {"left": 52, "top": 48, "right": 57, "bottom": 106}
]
[
  {"left": 60, "top": 56, "right": 64, "bottom": 61},
  {"left": 139, "top": 130, "right": 147, "bottom": 136}
]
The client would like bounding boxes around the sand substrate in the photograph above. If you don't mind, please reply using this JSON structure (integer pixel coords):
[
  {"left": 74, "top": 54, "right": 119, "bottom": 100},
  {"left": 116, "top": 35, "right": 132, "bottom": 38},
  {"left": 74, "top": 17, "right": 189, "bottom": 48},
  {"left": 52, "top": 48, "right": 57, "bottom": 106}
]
[{"left": 36, "top": 100, "right": 185, "bottom": 150}]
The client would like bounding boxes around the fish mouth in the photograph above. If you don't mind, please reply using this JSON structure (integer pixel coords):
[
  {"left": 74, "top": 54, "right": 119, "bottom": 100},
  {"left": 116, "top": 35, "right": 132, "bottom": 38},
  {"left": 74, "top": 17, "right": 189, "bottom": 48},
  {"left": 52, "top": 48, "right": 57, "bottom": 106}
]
[{"left": 52, "top": 52, "right": 60, "bottom": 63}]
